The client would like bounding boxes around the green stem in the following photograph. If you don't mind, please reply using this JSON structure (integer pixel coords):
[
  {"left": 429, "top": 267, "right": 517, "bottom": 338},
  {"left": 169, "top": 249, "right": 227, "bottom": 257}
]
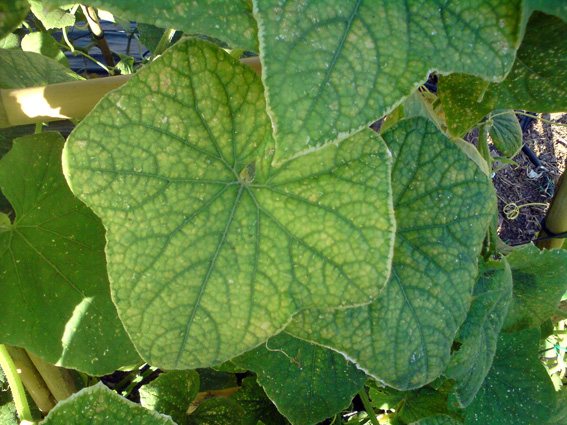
[
  {"left": 0, "top": 345, "right": 33, "bottom": 422},
  {"left": 555, "top": 309, "right": 567, "bottom": 319},
  {"left": 477, "top": 122, "right": 492, "bottom": 167},
  {"left": 358, "top": 389, "right": 381, "bottom": 425},
  {"left": 153, "top": 28, "right": 176, "bottom": 58}
]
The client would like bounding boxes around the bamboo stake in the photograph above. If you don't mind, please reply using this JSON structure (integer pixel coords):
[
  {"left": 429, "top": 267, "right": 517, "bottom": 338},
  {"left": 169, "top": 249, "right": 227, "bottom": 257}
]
[
  {"left": 0, "top": 57, "right": 261, "bottom": 128},
  {"left": 3, "top": 346, "right": 56, "bottom": 414},
  {"left": 26, "top": 352, "right": 77, "bottom": 403},
  {"left": 536, "top": 171, "right": 567, "bottom": 250}
]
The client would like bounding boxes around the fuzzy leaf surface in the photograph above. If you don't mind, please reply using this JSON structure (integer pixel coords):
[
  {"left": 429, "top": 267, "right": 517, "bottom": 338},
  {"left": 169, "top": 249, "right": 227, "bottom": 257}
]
[
  {"left": 45, "top": 0, "right": 258, "bottom": 51},
  {"left": 488, "top": 111, "right": 522, "bottom": 157},
  {"left": 0, "top": 49, "right": 81, "bottom": 89},
  {"left": 63, "top": 38, "right": 395, "bottom": 369},
  {"left": 444, "top": 258, "right": 513, "bottom": 407},
  {"left": 463, "top": 329, "right": 556, "bottom": 425},
  {"left": 287, "top": 117, "right": 496, "bottom": 390},
  {"left": 253, "top": 0, "right": 523, "bottom": 163},
  {"left": 233, "top": 332, "right": 366, "bottom": 425},
  {"left": 41, "top": 382, "right": 176, "bottom": 425},
  {"left": 140, "top": 370, "right": 200, "bottom": 424},
  {"left": 0, "top": 133, "right": 138, "bottom": 374},
  {"left": 502, "top": 244, "right": 567, "bottom": 332},
  {"left": 439, "top": 12, "right": 567, "bottom": 136}
]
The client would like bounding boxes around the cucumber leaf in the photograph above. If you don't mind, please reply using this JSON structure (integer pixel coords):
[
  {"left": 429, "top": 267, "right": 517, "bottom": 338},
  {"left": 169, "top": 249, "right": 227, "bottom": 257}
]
[
  {"left": 233, "top": 332, "right": 366, "bottom": 425},
  {"left": 41, "top": 382, "right": 176, "bottom": 425},
  {"left": 502, "top": 244, "right": 567, "bottom": 332},
  {"left": 0, "top": 132, "right": 139, "bottom": 375},
  {"left": 287, "top": 117, "right": 497, "bottom": 390},
  {"left": 252, "top": 0, "right": 523, "bottom": 163},
  {"left": 21, "top": 32, "right": 70, "bottom": 67},
  {"left": 0, "top": 49, "right": 81, "bottom": 89},
  {"left": 45, "top": 0, "right": 258, "bottom": 51},
  {"left": 444, "top": 258, "right": 513, "bottom": 408},
  {"left": 463, "top": 329, "right": 556, "bottom": 425},
  {"left": 187, "top": 398, "right": 245, "bottom": 425},
  {"left": 63, "top": 38, "right": 395, "bottom": 370},
  {"left": 488, "top": 111, "right": 522, "bottom": 158},
  {"left": 439, "top": 12, "right": 567, "bottom": 136},
  {"left": 140, "top": 370, "right": 200, "bottom": 424},
  {"left": 231, "top": 376, "right": 289, "bottom": 425},
  {"left": 0, "top": 0, "right": 28, "bottom": 40}
]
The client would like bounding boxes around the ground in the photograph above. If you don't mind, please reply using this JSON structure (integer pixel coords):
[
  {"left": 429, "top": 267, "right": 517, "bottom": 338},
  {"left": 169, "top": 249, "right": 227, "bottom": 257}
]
[{"left": 492, "top": 113, "right": 567, "bottom": 246}]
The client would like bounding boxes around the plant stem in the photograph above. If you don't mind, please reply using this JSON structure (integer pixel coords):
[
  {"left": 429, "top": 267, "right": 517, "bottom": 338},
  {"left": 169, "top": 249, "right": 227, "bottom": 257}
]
[
  {"left": 357, "top": 389, "right": 381, "bottom": 425},
  {"left": 490, "top": 110, "right": 567, "bottom": 129},
  {"left": 153, "top": 28, "right": 176, "bottom": 58},
  {"left": 536, "top": 169, "right": 567, "bottom": 250},
  {"left": 477, "top": 122, "right": 492, "bottom": 167},
  {"left": 3, "top": 346, "right": 56, "bottom": 414},
  {"left": 0, "top": 345, "right": 34, "bottom": 422},
  {"left": 81, "top": 5, "right": 116, "bottom": 69}
]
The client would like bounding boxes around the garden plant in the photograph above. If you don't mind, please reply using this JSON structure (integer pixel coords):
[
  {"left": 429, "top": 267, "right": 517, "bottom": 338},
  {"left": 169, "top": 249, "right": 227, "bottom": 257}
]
[{"left": 1, "top": 1, "right": 567, "bottom": 424}]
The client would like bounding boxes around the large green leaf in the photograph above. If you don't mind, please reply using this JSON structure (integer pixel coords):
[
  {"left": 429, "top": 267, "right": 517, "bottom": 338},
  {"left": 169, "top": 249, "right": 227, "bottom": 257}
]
[
  {"left": 45, "top": 0, "right": 258, "bottom": 51},
  {"left": 0, "top": 132, "right": 138, "bottom": 375},
  {"left": 415, "top": 415, "right": 462, "bottom": 425},
  {"left": 287, "top": 117, "right": 496, "bottom": 390},
  {"left": 233, "top": 332, "right": 366, "bottom": 425},
  {"left": 252, "top": 0, "right": 523, "bottom": 163},
  {"left": 443, "top": 258, "right": 513, "bottom": 408},
  {"left": 41, "top": 382, "right": 176, "bottom": 425},
  {"left": 231, "top": 376, "right": 289, "bottom": 425},
  {"left": 439, "top": 12, "right": 567, "bottom": 136},
  {"left": 487, "top": 111, "right": 522, "bottom": 158},
  {"left": 0, "top": 49, "right": 82, "bottom": 89},
  {"left": 0, "top": 0, "right": 28, "bottom": 40},
  {"left": 63, "top": 38, "right": 395, "bottom": 369},
  {"left": 463, "top": 329, "right": 556, "bottom": 425},
  {"left": 502, "top": 244, "right": 567, "bottom": 332},
  {"left": 140, "top": 370, "right": 200, "bottom": 424}
]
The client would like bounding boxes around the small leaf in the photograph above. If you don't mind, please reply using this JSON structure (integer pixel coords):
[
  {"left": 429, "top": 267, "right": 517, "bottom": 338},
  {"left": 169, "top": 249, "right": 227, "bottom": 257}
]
[
  {"left": 45, "top": 0, "right": 258, "bottom": 51},
  {"left": 28, "top": 1, "right": 75, "bottom": 30},
  {"left": 21, "top": 32, "right": 70, "bottom": 67},
  {"left": 444, "top": 258, "right": 513, "bottom": 408},
  {"left": 233, "top": 332, "right": 366, "bottom": 425},
  {"left": 487, "top": 111, "right": 522, "bottom": 158},
  {"left": 368, "top": 386, "right": 455, "bottom": 425},
  {"left": 463, "top": 329, "right": 556, "bottom": 425},
  {"left": 231, "top": 376, "right": 289, "bottom": 425},
  {"left": 502, "top": 244, "right": 567, "bottom": 332},
  {"left": 187, "top": 398, "right": 245, "bottom": 425},
  {"left": 252, "top": 0, "right": 523, "bottom": 162},
  {"left": 63, "top": 38, "right": 395, "bottom": 369},
  {"left": 0, "top": 49, "right": 81, "bottom": 89},
  {"left": 0, "top": 0, "right": 28, "bottom": 40},
  {"left": 41, "top": 382, "right": 176, "bottom": 425},
  {"left": 439, "top": 12, "right": 567, "bottom": 136},
  {"left": 140, "top": 370, "right": 200, "bottom": 424},
  {"left": 0, "top": 132, "right": 139, "bottom": 375},
  {"left": 287, "top": 117, "right": 497, "bottom": 390}
]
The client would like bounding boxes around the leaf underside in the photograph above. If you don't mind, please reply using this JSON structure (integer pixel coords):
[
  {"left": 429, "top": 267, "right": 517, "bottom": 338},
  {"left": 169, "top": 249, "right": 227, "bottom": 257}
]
[
  {"left": 63, "top": 38, "right": 395, "bottom": 370},
  {"left": 287, "top": 117, "right": 496, "bottom": 390}
]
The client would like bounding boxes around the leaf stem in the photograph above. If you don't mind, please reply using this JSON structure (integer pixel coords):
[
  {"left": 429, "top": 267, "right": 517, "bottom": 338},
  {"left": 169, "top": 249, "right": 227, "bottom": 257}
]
[
  {"left": 477, "top": 122, "right": 492, "bottom": 167},
  {"left": 0, "top": 345, "right": 33, "bottom": 422},
  {"left": 153, "top": 28, "right": 176, "bottom": 58},
  {"left": 490, "top": 110, "right": 567, "bottom": 128},
  {"left": 358, "top": 389, "right": 381, "bottom": 425}
]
